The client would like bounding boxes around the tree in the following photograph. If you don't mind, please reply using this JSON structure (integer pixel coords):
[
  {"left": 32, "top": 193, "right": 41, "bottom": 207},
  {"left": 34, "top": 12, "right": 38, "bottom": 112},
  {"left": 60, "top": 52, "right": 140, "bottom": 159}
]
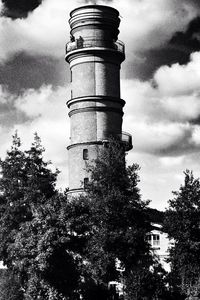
[
  {"left": 24, "top": 133, "right": 58, "bottom": 200},
  {"left": 0, "top": 134, "right": 169, "bottom": 299},
  {"left": 10, "top": 193, "right": 85, "bottom": 299},
  {"left": 84, "top": 139, "right": 153, "bottom": 299},
  {"left": 0, "top": 133, "right": 103, "bottom": 299},
  {"left": 164, "top": 170, "right": 200, "bottom": 299},
  {"left": 0, "top": 132, "right": 29, "bottom": 267},
  {"left": 0, "top": 132, "right": 60, "bottom": 297}
]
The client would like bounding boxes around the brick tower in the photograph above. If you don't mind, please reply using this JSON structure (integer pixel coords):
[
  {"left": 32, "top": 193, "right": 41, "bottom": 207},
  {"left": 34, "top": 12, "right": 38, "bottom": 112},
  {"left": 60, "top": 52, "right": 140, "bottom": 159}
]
[{"left": 65, "top": 5, "right": 132, "bottom": 194}]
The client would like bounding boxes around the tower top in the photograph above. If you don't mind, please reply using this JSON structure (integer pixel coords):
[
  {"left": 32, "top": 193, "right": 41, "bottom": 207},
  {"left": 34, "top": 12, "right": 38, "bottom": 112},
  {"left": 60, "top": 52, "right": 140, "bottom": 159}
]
[
  {"left": 70, "top": 5, "right": 120, "bottom": 18},
  {"left": 69, "top": 5, "right": 120, "bottom": 41}
]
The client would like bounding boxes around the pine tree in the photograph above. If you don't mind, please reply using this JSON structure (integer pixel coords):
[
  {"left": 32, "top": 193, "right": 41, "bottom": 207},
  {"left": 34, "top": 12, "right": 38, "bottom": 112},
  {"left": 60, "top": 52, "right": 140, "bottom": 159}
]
[
  {"left": 25, "top": 133, "right": 59, "bottom": 201},
  {"left": 0, "top": 132, "right": 59, "bottom": 275},
  {"left": 0, "top": 132, "right": 29, "bottom": 267}
]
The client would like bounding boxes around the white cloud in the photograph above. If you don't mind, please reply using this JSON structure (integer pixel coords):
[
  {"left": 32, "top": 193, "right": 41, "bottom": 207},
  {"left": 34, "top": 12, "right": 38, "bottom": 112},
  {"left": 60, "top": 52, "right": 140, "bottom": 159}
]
[
  {"left": 125, "top": 151, "right": 185, "bottom": 210},
  {"left": 15, "top": 85, "right": 65, "bottom": 118},
  {"left": 159, "top": 156, "right": 184, "bottom": 167},
  {"left": 0, "top": 85, "right": 10, "bottom": 104},
  {"left": 0, "top": 84, "right": 70, "bottom": 189},
  {"left": 126, "top": 150, "right": 200, "bottom": 210},
  {"left": 0, "top": 126, "right": 11, "bottom": 158},
  {"left": 155, "top": 52, "right": 200, "bottom": 96},
  {"left": 15, "top": 84, "right": 70, "bottom": 164},
  {"left": 122, "top": 52, "right": 200, "bottom": 156},
  {"left": 161, "top": 95, "right": 200, "bottom": 121},
  {"left": 0, "top": 0, "right": 76, "bottom": 61},
  {"left": 191, "top": 126, "right": 200, "bottom": 146},
  {"left": 123, "top": 119, "right": 200, "bottom": 155}
]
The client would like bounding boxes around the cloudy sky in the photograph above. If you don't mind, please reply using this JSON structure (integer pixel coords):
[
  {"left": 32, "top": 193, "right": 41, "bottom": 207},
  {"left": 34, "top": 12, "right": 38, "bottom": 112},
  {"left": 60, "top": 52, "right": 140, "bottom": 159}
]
[{"left": 1, "top": 0, "right": 200, "bottom": 210}]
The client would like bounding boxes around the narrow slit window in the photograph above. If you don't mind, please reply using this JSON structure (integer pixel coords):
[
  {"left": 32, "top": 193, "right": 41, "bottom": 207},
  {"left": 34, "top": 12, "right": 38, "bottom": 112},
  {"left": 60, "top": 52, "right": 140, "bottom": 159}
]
[
  {"left": 84, "top": 177, "right": 89, "bottom": 189},
  {"left": 83, "top": 149, "right": 89, "bottom": 160},
  {"left": 70, "top": 69, "right": 72, "bottom": 82}
]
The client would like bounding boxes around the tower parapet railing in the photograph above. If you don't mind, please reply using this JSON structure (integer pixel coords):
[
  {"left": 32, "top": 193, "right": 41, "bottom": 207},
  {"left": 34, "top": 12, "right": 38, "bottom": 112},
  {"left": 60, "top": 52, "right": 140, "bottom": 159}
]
[
  {"left": 102, "top": 131, "right": 133, "bottom": 151},
  {"left": 119, "top": 131, "right": 133, "bottom": 150},
  {"left": 66, "top": 37, "right": 125, "bottom": 54},
  {"left": 117, "top": 131, "right": 133, "bottom": 151}
]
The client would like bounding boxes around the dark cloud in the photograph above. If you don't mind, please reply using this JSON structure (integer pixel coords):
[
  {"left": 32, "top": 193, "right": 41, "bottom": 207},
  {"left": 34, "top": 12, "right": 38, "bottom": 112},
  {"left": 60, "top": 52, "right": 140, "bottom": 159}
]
[
  {"left": 0, "top": 53, "right": 69, "bottom": 94},
  {"left": 157, "top": 131, "right": 200, "bottom": 157},
  {"left": 123, "top": 46, "right": 190, "bottom": 81},
  {"left": 1, "top": 0, "right": 42, "bottom": 19},
  {"left": 170, "top": 17, "right": 200, "bottom": 52},
  {"left": 123, "top": 17, "right": 200, "bottom": 81},
  {"left": 189, "top": 0, "right": 200, "bottom": 9},
  {"left": 80, "top": 0, "right": 113, "bottom": 3}
]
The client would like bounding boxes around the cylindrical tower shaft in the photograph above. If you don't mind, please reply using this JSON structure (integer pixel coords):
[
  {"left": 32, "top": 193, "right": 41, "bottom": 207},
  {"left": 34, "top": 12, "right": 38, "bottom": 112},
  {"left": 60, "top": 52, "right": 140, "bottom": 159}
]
[{"left": 65, "top": 5, "right": 132, "bottom": 194}]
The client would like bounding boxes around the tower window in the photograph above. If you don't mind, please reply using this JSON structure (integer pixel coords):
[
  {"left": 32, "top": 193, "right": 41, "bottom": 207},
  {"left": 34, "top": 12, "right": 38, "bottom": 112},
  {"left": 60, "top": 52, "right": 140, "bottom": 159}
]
[
  {"left": 84, "top": 177, "right": 89, "bottom": 189},
  {"left": 70, "top": 69, "right": 72, "bottom": 82},
  {"left": 83, "top": 149, "right": 89, "bottom": 160}
]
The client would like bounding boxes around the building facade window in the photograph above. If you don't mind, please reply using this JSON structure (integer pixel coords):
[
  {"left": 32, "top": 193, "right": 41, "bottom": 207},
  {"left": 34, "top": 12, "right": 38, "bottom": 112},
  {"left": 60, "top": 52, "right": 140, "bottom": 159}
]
[
  {"left": 153, "top": 234, "right": 160, "bottom": 246},
  {"left": 83, "top": 149, "right": 89, "bottom": 160},
  {"left": 146, "top": 234, "right": 160, "bottom": 247}
]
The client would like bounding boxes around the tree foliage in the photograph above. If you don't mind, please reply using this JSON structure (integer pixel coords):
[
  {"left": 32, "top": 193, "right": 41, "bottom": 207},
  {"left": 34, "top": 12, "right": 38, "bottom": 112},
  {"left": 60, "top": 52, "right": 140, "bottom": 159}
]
[
  {"left": 0, "top": 134, "right": 169, "bottom": 299},
  {"left": 0, "top": 132, "right": 59, "bottom": 265},
  {"left": 12, "top": 194, "right": 88, "bottom": 299},
  {"left": 164, "top": 170, "right": 200, "bottom": 299},
  {"left": 0, "top": 133, "right": 67, "bottom": 298},
  {"left": 0, "top": 269, "right": 23, "bottom": 300},
  {"left": 84, "top": 139, "right": 153, "bottom": 299},
  {"left": 0, "top": 133, "right": 98, "bottom": 299}
]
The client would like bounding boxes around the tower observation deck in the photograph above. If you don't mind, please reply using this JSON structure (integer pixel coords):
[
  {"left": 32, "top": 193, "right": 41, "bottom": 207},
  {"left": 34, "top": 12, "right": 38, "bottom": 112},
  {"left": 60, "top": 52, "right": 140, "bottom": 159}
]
[{"left": 65, "top": 5, "right": 132, "bottom": 194}]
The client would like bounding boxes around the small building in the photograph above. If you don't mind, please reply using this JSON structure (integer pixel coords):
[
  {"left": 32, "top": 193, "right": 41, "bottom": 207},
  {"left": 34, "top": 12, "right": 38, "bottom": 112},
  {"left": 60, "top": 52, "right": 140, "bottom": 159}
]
[{"left": 147, "top": 223, "right": 173, "bottom": 272}]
